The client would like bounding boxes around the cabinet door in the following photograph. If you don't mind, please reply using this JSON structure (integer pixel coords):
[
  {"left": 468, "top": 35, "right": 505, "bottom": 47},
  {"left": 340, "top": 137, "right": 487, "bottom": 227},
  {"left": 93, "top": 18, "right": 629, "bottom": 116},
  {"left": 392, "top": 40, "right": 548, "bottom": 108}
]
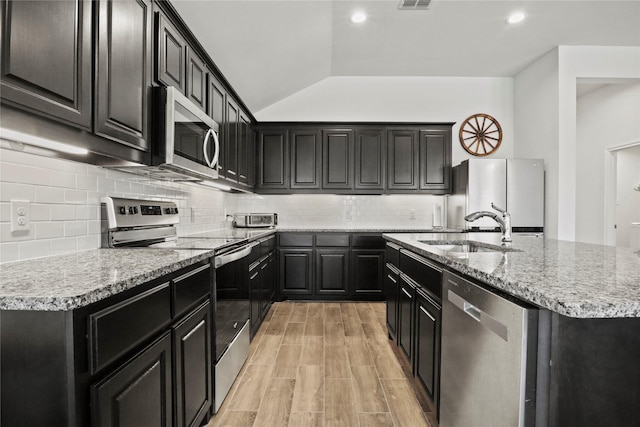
[
  {"left": 249, "top": 264, "right": 262, "bottom": 337},
  {"left": 258, "top": 129, "right": 289, "bottom": 190},
  {"left": 419, "top": 128, "right": 451, "bottom": 192},
  {"left": 186, "top": 48, "right": 208, "bottom": 112},
  {"left": 238, "top": 112, "right": 250, "bottom": 185},
  {"left": 322, "top": 129, "right": 354, "bottom": 190},
  {"left": 387, "top": 129, "right": 419, "bottom": 190},
  {"left": 290, "top": 129, "right": 321, "bottom": 189},
  {"left": 398, "top": 275, "right": 415, "bottom": 363},
  {"left": 91, "top": 332, "right": 173, "bottom": 427},
  {"left": 208, "top": 74, "right": 226, "bottom": 177},
  {"left": 95, "top": 0, "right": 152, "bottom": 151},
  {"left": 225, "top": 97, "right": 239, "bottom": 181},
  {"left": 261, "top": 253, "right": 275, "bottom": 316},
  {"left": 415, "top": 292, "right": 441, "bottom": 406},
  {"left": 315, "top": 249, "right": 350, "bottom": 296},
  {"left": 173, "top": 302, "right": 212, "bottom": 427},
  {"left": 385, "top": 264, "right": 399, "bottom": 340},
  {"left": 247, "top": 127, "right": 256, "bottom": 188},
  {"left": 354, "top": 128, "right": 385, "bottom": 191},
  {"left": 1, "top": 0, "right": 92, "bottom": 129},
  {"left": 156, "top": 13, "right": 186, "bottom": 92},
  {"left": 278, "top": 249, "right": 313, "bottom": 296},
  {"left": 351, "top": 249, "right": 385, "bottom": 297}
]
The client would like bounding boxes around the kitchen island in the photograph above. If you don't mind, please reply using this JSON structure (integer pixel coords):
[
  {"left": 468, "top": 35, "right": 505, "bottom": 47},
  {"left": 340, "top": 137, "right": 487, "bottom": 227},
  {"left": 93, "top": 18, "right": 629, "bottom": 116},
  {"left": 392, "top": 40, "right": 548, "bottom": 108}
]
[{"left": 383, "top": 232, "right": 640, "bottom": 427}]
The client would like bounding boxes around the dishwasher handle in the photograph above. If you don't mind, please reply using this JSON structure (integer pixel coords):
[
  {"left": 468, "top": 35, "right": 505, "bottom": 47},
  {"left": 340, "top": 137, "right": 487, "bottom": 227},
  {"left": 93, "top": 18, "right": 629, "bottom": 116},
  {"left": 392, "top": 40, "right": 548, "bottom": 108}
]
[
  {"left": 214, "top": 242, "right": 257, "bottom": 268},
  {"left": 447, "top": 289, "right": 509, "bottom": 342}
]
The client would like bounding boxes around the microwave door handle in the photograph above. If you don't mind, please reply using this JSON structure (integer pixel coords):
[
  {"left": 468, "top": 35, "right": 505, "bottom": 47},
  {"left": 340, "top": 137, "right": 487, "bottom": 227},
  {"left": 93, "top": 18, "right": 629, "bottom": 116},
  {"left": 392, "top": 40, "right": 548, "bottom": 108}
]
[
  {"left": 203, "top": 129, "right": 214, "bottom": 168},
  {"left": 211, "top": 128, "right": 220, "bottom": 170}
]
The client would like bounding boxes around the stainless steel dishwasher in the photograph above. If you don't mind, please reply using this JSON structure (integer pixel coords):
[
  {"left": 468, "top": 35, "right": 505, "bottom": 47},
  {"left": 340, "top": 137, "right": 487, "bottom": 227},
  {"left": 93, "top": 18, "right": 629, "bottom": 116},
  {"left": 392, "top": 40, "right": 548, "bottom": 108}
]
[{"left": 440, "top": 270, "right": 539, "bottom": 427}]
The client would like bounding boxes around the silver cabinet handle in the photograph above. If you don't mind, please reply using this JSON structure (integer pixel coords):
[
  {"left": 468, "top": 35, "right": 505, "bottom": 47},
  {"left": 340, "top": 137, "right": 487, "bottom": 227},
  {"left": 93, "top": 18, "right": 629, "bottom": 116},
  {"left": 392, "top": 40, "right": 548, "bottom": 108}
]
[
  {"left": 420, "top": 305, "right": 436, "bottom": 322},
  {"left": 402, "top": 288, "right": 413, "bottom": 299}
]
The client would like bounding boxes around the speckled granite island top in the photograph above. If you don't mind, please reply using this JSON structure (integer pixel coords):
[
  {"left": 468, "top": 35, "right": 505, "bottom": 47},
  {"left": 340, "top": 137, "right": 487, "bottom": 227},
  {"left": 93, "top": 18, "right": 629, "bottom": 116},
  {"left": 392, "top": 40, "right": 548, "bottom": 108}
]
[
  {"left": 0, "top": 248, "right": 214, "bottom": 311},
  {"left": 383, "top": 233, "right": 640, "bottom": 319}
]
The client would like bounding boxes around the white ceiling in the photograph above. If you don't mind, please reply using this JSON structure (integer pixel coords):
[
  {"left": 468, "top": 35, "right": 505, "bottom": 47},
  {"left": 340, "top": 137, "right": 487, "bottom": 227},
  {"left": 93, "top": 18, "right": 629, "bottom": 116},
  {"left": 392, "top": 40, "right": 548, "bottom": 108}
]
[{"left": 172, "top": 0, "right": 640, "bottom": 113}]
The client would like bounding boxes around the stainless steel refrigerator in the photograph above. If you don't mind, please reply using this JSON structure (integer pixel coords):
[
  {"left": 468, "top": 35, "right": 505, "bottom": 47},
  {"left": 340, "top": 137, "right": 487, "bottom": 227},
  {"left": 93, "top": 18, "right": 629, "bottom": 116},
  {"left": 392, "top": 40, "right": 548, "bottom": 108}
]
[{"left": 446, "top": 158, "right": 544, "bottom": 232}]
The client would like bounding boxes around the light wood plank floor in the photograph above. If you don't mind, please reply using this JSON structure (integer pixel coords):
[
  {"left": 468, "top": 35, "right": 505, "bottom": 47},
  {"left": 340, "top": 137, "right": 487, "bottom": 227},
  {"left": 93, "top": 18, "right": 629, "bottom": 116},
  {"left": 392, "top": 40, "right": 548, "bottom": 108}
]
[{"left": 207, "top": 301, "right": 437, "bottom": 427}]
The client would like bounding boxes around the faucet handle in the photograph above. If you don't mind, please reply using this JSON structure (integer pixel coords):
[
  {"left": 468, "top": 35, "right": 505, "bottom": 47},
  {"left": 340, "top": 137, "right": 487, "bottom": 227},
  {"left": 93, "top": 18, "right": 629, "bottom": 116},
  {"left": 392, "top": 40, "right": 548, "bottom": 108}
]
[{"left": 491, "top": 202, "right": 507, "bottom": 214}]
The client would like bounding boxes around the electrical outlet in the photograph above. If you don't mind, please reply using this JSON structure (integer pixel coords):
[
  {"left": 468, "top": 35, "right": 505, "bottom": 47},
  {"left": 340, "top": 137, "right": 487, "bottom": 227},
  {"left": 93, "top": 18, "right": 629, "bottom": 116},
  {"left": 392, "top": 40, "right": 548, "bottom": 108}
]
[{"left": 11, "top": 200, "right": 30, "bottom": 233}]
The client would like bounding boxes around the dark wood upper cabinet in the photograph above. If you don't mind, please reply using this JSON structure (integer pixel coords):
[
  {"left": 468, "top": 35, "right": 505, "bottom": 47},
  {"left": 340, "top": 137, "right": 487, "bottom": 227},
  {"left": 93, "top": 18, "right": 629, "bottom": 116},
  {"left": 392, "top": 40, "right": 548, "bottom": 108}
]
[
  {"left": 290, "top": 129, "right": 321, "bottom": 189},
  {"left": 208, "top": 74, "right": 226, "bottom": 177},
  {"left": 238, "top": 112, "right": 250, "bottom": 185},
  {"left": 225, "top": 97, "right": 239, "bottom": 181},
  {"left": 322, "top": 129, "right": 354, "bottom": 190},
  {"left": 186, "top": 48, "right": 208, "bottom": 112},
  {"left": 156, "top": 12, "right": 186, "bottom": 93},
  {"left": 95, "top": 0, "right": 152, "bottom": 151},
  {"left": 258, "top": 128, "right": 288, "bottom": 189},
  {"left": 387, "top": 129, "right": 419, "bottom": 190},
  {"left": 0, "top": 0, "right": 92, "bottom": 129},
  {"left": 419, "top": 128, "right": 451, "bottom": 192},
  {"left": 354, "top": 128, "right": 386, "bottom": 191}
]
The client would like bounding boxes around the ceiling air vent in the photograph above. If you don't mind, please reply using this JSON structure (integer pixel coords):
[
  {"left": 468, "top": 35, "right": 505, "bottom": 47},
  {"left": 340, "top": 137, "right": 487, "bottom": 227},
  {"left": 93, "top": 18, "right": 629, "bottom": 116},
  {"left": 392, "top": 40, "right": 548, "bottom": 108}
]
[{"left": 398, "top": 0, "right": 432, "bottom": 10}]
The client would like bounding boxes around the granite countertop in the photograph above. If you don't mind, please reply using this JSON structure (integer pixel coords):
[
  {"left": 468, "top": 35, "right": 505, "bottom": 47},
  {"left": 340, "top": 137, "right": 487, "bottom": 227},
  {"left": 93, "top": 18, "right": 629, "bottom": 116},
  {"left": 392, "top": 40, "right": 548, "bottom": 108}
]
[
  {"left": 277, "top": 227, "right": 461, "bottom": 233},
  {"left": 0, "top": 228, "right": 277, "bottom": 312},
  {"left": 383, "top": 232, "right": 640, "bottom": 319}
]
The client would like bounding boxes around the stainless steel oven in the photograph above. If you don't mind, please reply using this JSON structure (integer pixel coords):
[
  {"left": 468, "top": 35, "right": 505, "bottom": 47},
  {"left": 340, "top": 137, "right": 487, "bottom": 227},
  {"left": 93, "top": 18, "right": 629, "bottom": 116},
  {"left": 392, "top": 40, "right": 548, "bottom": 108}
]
[{"left": 101, "top": 196, "right": 254, "bottom": 414}]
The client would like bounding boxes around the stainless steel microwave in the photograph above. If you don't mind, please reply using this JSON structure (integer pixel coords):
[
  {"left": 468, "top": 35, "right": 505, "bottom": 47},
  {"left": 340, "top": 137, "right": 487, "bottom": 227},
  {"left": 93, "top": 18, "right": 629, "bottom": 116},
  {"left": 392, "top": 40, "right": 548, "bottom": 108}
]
[
  {"left": 105, "top": 86, "right": 220, "bottom": 182},
  {"left": 233, "top": 213, "right": 278, "bottom": 228}
]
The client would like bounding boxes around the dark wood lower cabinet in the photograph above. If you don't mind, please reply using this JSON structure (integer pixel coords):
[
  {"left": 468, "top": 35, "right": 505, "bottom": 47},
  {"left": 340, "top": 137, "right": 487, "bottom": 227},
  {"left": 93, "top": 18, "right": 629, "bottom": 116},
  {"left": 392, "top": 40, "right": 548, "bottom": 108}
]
[
  {"left": 352, "top": 249, "right": 385, "bottom": 296},
  {"left": 278, "top": 248, "right": 314, "bottom": 297},
  {"left": 316, "top": 249, "right": 350, "bottom": 296},
  {"left": 385, "top": 263, "right": 400, "bottom": 341},
  {"left": 91, "top": 332, "right": 173, "bottom": 427},
  {"left": 173, "top": 302, "right": 212, "bottom": 427},
  {"left": 415, "top": 290, "right": 441, "bottom": 408},
  {"left": 398, "top": 274, "right": 415, "bottom": 363}
]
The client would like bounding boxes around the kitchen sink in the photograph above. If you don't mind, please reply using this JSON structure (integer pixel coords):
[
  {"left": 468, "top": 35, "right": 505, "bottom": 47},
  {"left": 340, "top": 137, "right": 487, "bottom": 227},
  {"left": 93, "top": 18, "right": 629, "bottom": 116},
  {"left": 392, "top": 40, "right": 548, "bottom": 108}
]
[{"left": 418, "top": 240, "right": 523, "bottom": 253}]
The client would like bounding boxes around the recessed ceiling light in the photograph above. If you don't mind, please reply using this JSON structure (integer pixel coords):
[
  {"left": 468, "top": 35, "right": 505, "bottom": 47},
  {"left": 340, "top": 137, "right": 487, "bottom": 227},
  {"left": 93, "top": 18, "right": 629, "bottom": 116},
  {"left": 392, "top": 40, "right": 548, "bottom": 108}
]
[
  {"left": 351, "top": 11, "right": 367, "bottom": 24},
  {"left": 507, "top": 12, "right": 526, "bottom": 24}
]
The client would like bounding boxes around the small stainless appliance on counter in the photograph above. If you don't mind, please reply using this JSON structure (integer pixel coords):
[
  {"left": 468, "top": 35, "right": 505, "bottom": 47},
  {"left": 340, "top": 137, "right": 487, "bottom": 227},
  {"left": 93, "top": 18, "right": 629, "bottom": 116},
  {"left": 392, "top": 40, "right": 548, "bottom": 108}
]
[
  {"left": 233, "top": 213, "right": 277, "bottom": 228},
  {"left": 101, "top": 196, "right": 254, "bottom": 414},
  {"left": 447, "top": 158, "right": 544, "bottom": 233}
]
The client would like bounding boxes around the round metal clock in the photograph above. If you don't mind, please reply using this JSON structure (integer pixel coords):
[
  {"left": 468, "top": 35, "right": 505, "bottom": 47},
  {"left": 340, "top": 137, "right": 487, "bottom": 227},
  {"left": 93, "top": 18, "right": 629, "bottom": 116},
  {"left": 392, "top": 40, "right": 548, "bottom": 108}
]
[{"left": 459, "top": 113, "right": 503, "bottom": 156}]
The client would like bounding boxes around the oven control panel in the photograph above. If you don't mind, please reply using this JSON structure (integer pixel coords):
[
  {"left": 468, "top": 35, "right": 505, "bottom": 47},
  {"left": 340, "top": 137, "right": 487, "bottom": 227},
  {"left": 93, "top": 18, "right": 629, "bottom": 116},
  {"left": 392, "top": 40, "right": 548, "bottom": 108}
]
[{"left": 102, "top": 197, "right": 180, "bottom": 229}]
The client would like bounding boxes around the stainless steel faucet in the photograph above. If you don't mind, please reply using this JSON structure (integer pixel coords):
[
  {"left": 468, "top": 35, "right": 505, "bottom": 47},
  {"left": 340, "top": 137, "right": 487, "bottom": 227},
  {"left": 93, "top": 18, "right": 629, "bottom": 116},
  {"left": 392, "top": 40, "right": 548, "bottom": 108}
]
[{"left": 464, "top": 202, "right": 512, "bottom": 243}]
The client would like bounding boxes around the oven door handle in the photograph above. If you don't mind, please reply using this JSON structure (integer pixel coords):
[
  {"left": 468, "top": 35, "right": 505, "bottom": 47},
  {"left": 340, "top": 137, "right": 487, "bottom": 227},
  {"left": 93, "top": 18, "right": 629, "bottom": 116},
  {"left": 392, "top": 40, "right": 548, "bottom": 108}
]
[{"left": 214, "top": 242, "right": 258, "bottom": 268}]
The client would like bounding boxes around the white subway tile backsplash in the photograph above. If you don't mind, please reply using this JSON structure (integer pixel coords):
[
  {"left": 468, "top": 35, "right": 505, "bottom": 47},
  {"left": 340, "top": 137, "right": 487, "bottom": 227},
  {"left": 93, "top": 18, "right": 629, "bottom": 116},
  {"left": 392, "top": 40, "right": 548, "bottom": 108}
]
[
  {"left": 76, "top": 205, "right": 98, "bottom": 220},
  {"left": 35, "top": 186, "right": 65, "bottom": 204},
  {"left": 0, "top": 182, "right": 35, "bottom": 202},
  {"left": 35, "top": 222, "right": 65, "bottom": 239},
  {"left": 49, "top": 171, "right": 76, "bottom": 188},
  {"left": 76, "top": 174, "right": 98, "bottom": 191},
  {"left": 64, "top": 221, "right": 87, "bottom": 237},
  {"left": 65, "top": 189, "right": 87, "bottom": 204},
  {"left": 0, "top": 202, "right": 9, "bottom": 222},
  {"left": 51, "top": 204, "right": 76, "bottom": 221},
  {"left": 30, "top": 203, "right": 51, "bottom": 221},
  {"left": 51, "top": 237, "right": 78, "bottom": 256},
  {"left": 0, "top": 242, "right": 19, "bottom": 263},
  {"left": 19, "top": 239, "right": 51, "bottom": 260}
]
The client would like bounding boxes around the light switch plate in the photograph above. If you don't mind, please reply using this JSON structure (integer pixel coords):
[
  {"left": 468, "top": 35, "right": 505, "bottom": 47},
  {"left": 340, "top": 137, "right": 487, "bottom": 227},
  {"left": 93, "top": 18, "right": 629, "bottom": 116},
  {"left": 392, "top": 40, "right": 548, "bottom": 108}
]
[{"left": 11, "top": 200, "right": 30, "bottom": 233}]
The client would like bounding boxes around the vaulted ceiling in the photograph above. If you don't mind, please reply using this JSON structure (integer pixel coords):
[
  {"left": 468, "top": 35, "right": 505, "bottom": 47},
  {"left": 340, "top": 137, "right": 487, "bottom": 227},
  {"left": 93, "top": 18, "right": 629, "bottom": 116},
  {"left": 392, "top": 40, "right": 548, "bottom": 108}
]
[{"left": 172, "top": 0, "right": 640, "bottom": 113}]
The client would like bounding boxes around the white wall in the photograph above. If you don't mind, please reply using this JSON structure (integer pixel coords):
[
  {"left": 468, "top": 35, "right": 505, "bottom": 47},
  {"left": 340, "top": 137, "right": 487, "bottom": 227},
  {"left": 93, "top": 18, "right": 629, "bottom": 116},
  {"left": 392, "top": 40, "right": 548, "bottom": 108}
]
[
  {"left": 514, "top": 46, "right": 640, "bottom": 241},
  {"left": 513, "top": 48, "right": 560, "bottom": 238},
  {"left": 255, "top": 76, "right": 515, "bottom": 165},
  {"left": 576, "top": 82, "right": 640, "bottom": 244}
]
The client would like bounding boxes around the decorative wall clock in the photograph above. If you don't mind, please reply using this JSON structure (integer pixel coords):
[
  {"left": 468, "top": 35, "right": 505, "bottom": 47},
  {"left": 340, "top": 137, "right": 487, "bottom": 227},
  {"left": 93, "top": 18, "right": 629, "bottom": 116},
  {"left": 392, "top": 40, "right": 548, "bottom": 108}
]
[{"left": 459, "top": 113, "right": 503, "bottom": 156}]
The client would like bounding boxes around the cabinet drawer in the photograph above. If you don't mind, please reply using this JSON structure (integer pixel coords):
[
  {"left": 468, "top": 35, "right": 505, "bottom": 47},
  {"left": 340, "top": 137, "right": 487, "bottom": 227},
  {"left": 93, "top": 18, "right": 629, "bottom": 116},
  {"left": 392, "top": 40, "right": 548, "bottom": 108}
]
[
  {"left": 89, "top": 283, "right": 171, "bottom": 374},
  {"left": 400, "top": 249, "right": 442, "bottom": 300},
  {"left": 173, "top": 263, "right": 211, "bottom": 319},
  {"left": 352, "top": 234, "right": 384, "bottom": 248},
  {"left": 315, "top": 233, "right": 350, "bottom": 247},
  {"left": 279, "top": 233, "right": 314, "bottom": 247},
  {"left": 385, "top": 242, "right": 401, "bottom": 268}
]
